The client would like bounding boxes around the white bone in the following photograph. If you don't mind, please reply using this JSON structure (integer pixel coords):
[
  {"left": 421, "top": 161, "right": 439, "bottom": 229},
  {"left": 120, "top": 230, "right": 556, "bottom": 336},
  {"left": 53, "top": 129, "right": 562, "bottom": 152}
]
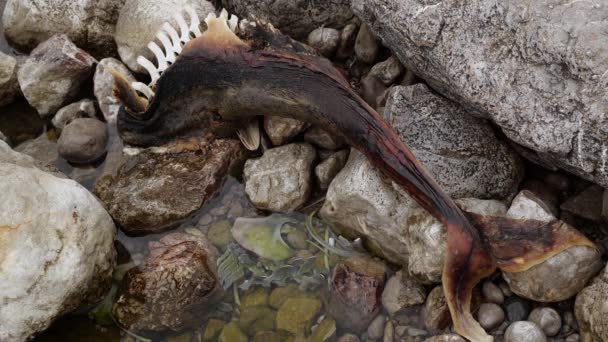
[
  {"left": 228, "top": 14, "right": 239, "bottom": 32},
  {"left": 156, "top": 31, "right": 176, "bottom": 63},
  {"left": 147, "top": 42, "right": 168, "bottom": 71},
  {"left": 137, "top": 56, "right": 160, "bottom": 84},
  {"left": 184, "top": 5, "right": 202, "bottom": 37},
  {"left": 220, "top": 8, "right": 229, "bottom": 21},
  {"left": 132, "top": 82, "right": 155, "bottom": 99},
  {"left": 174, "top": 12, "right": 190, "bottom": 42},
  {"left": 205, "top": 12, "right": 217, "bottom": 26},
  {"left": 162, "top": 22, "right": 182, "bottom": 53}
]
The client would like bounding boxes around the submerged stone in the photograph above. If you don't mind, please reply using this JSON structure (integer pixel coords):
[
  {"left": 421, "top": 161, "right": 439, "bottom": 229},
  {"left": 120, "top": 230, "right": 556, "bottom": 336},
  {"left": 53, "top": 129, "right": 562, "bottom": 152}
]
[{"left": 276, "top": 297, "right": 322, "bottom": 335}]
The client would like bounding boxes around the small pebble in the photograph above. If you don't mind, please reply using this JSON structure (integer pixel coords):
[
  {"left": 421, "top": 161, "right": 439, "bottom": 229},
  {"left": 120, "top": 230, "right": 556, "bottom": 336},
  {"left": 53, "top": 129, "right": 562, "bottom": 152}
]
[
  {"left": 57, "top": 118, "right": 108, "bottom": 163},
  {"left": 505, "top": 297, "right": 530, "bottom": 322},
  {"left": 308, "top": 27, "right": 341, "bottom": 57},
  {"left": 504, "top": 321, "right": 547, "bottom": 342},
  {"left": 482, "top": 281, "right": 504, "bottom": 304},
  {"left": 528, "top": 307, "right": 561, "bottom": 336},
  {"left": 563, "top": 311, "right": 578, "bottom": 331},
  {"left": 477, "top": 303, "right": 505, "bottom": 330},
  {"left": 367, "top": 314, "right": 386, "bottom": 339},
  {"left": 383, "top": 320, "right": 394, "bottom": 342},
  {"left": 355, "top": 24, "right": 379, "bottom": 64}
]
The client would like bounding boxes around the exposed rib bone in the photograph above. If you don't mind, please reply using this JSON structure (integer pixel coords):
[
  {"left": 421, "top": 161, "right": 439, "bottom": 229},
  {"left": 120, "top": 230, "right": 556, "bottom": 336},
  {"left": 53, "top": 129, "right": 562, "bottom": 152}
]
[
  {"left": 147, "top": 42, "right": 168, "bottom": 71},
  {"left": 184, "top": 5, "right": 202, "bottom": 37},
  {"left": 174, "top": 12, "right": 191, "bottom": 43},
  {"left": 137, "top": 56, "right": 160, "bottom": 84},
  {"left": 162, "top": 22, "right": 183, "bottom": 54},
  {"left": 156, "top": 31, "right": 177, "bottom": 63},
  {"left": 132, "top": 82, "right": 155, "bottom": 100},
  {"left": 228, "top": 14, "right": 239, "bottom": 32}
]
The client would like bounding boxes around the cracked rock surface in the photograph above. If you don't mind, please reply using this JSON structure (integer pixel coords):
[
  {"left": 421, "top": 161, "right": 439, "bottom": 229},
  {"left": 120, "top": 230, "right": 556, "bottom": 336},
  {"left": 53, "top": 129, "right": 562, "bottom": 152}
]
[{"left": 353, "top": 0, "right": 608, "bottom": 187}]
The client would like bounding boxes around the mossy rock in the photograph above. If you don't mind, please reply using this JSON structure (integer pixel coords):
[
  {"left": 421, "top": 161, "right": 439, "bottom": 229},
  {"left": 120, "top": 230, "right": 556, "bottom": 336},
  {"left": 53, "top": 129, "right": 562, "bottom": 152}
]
[
  {"left": 241, "top": 287, "right": 269, "bottom": 308},
  {"left": 239, "top": 306, "right": 277, "bottom": 335},
  {"left": 202, "top": 319, "right": 226, "bottom": 341},
  {"left": 269, "top": 285, "right": 315, "bottom": 309},
  {"left": 218, "top": 322, "right": 247, "bottom": 342},
  {"left": 307, "top": 318, "right": 336, "bottom": 342},
  {"left": 276, "top": 298, "right": 322, "bottom": 335},
  {"left": 207, "top": 220, "right": 232, "bottom": 250},
  {"left": 166, "top": 332, "right": 192, "bottom": 342},
  {"left": 253, "top": 330, "right": 291, "bottom": 342}
]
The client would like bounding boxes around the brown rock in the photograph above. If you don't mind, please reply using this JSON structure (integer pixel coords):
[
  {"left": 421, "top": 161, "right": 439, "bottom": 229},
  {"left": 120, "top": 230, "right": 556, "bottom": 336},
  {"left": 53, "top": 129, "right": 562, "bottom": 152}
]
[
  {"left": 328, "top": 255, "right": 387, "bottom": 333},
  {"left": 112, "top": 232, "right": 221, "bottom": 332}
]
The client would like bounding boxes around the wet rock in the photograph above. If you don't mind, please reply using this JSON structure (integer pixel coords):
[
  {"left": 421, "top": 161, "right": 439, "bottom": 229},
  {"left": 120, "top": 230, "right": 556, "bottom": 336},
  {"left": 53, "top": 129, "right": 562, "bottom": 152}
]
[
  {"left": 269, "top": 284, "right": 314, "bottom": 310},
  {"left": 359, "top": 73, "right": 387, "bottom": 109},
  {"left": 477, "top": 303, "right": 505, "bottom": 331},
  {"left": 17, "top": 35, "right": 97, "bottom": 116},
  {"left": 308, "top": 27, "right": 341, "bottom": 58},
  {"left": 561, "top": 185, "right": 604, "bottom": 222},
  {"left": 263, "top": 116, "right": 308, "bottom": 146},
  {"left": 528, "top": 307, "right": 561, "bottom": 337},
  {"left": 243, "top": 143, "right": 316, "bottom": 211},
  {"left": 481, "top": 281, "right": 504, "bottom": 305},
  {"left": 2, "top": 0, "right": 124, "bottom": 58},
  {"left": 226, "top": 0, "right": 354, "bottom": 40},
  {"left": 424, "top": 286, "right": 451, "bottom": 333},
  {"left": 238, "top": 306, "right": 276, "bottom": 335},
  {"left": 96, "top": 139, "right": 248, "bottom": 234},
  {"left": 275, "top": 297, "right": 322, "bottom": 335},
  {"left": 207, "top": 220, "right": 232, "bottom": 251},
  {"left": 252, "top": 331, "right": 286, "bottom": 342},
  {"left": 0, "top": 51, "right": 20, "bottom": 107},
  {"left": 0, "top": 159, "right": 116, "bottom": 342},
  {"left": 218, "top": 322, "right": 247, "bottom": 342},
  {"left": 370, "top": 56, "right": 404, "bottom": 86},
  {"left": 309, "top": 318, "right": 337, "bottom": 342},
  {"left": 304, "top": 126, "right": 346, "bottom": 151},
  {"left": 506, "top": 190, "right": 556, "bottom": 222},
  {"left": 314, "top": 149, "right": 349, "bottom": 189},
  {"left": 202, "top": 319, "right": 225, "bottom": 341},
  {"left": 367, "top": 314, "right": 386, "bottom": 339},
  {"left": 94, "top": 58, "right": 136, "bottom": 122},
  {"left": 504, "top": 297, "right": 531, "bottom": 323},
  {"left": 328, "top": 255, "right": 387, "bottom": 333},
  {"left": 241, "top": 287, "right": 269, "bottom": 308},
  {"left": 355, "top": 24, "right": 379, "bottom": 64},
  {"left": 58, "top": 118, "right": 108, "bottom": 163},
  {"left": 115, "top": 0, "right": 215, "bottom": 73},
  {"left": 575, "top": 264, "right": 608, "bottom": 341},
  {"left": 52, "top": 99, "right": 97, "bottom": 130},
  {"left": 336, "top": 23, "right": 358, "bottom": 60},
  {"left": 381, "top": 270, "right": 426, "bottom": 316},
  {"left": 424, "top": 335, "right": 466, "bottom": 342},
  {"left": 352, "top": 0, "right": 608, "bottom": 187},
  {"left": 112, "top": 233, "right": 220, "bottom": 331},
  {"left": 504, "top": 321, "right": 547, "bottom": 342},
  {"left": 385, "top": 84, "right": 523, "bottom": 199}
]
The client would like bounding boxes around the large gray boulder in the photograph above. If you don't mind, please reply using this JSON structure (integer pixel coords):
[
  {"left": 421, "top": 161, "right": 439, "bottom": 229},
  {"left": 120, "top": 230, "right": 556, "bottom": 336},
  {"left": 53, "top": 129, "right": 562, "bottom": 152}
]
[
  {"left": 2, "top": 0, "right": 125, "bottom": 58},
  {"left": 352, "top": 0, "right": 608, "bottom": 187},
  {"left": 0, "top": 146, "right": 116, "bottom": 342},
  {"left": 225, "top": 0, "right": 355, "bottom": 40},
  {"left": 384, "top": 84, "right": 523, "bottom": 199},
  {"left": 115, "top": 0, "right": 215, "bottom": 73}
]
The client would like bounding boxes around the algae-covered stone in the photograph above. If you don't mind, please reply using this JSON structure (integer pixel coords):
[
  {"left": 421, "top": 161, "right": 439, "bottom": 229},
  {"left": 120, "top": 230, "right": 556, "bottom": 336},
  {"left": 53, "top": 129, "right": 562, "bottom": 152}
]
[
  {"left": 241, "top": 287, "right": 270, "bottom": 308},
  {"left": 276, "top": 298, "right": 323, "bottom": 335},
  {"left": 232, "top": 216, "right": 296, "bottom": 261},
  {"left": 253, "top": 331, "right": 287, "bottom": 342},
  {"left": 239, "top": 306, "right": 277, "bottom": 335},
  {"left": 269, "top": 285, "right": 314, "bottom": 309},
  {"left": 308, "top": 318, "right": 337, "bottom": 342},
  {"left": 202, "top": 319, "right": 226, "bottom": 341},
  {"left": 166, "top": 332, "right": 192, "bottom": 342},
  {"left": 207, "top": 220, "right": 232, "bottom": 250},
  {"left": 219, "top": 322, "right": 247, "bottom": 342}
]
